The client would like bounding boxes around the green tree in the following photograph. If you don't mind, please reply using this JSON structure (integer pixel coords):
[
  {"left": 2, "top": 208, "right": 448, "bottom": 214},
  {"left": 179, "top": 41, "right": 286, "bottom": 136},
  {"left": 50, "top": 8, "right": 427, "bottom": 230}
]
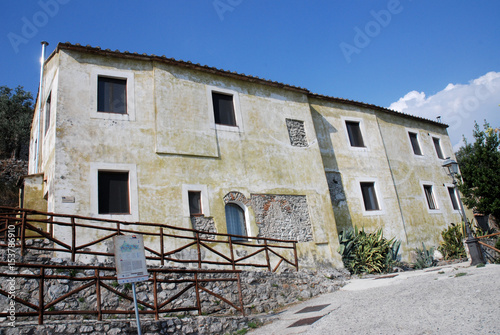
[
  {"left": 0, "top": 86, "right": 34, "bottom": 160},
  {"left": 456, "top": 121, "right": 500, "bottom": 221}
]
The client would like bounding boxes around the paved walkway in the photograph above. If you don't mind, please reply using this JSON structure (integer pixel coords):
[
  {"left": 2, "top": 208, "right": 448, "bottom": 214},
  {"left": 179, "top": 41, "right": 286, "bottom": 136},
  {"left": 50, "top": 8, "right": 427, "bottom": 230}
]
[{"left": 249, "top": 262, "right": 500, "bottom": 334}]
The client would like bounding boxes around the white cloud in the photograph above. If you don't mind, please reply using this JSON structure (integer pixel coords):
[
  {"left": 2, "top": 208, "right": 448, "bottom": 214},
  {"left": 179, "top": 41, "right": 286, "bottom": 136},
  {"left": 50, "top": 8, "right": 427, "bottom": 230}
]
[{"left": 389, "top": 72, "right": 500, "bottom": 152}]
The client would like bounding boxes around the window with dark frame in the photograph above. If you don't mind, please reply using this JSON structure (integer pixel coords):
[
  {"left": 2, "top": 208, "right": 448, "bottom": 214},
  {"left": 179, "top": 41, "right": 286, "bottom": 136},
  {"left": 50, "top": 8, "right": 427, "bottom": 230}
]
[
  {"left": 424, "top": 185, "right": 437, "bottom": 210},
  {"left": 45, "top": 93, "right": 51, "bottom": 134},
  {"left": 346, "top": 121, "right": 365, "bottom": 147},
  {"left": 188, "top": 191, "right": 202, "bottom": 216},
  {"left": 432, "top": 137, "right": 444, "bottom": 159},
  {"left": 409, "top": 132, "right": 422, "bottom": 155},
  {"left": 98, "top": 171, "right": 130, "bottom": 214},
  {"left": 97, "top": 76, "right": 127, "bottom": 114},
  {"left": 447, "top": 187, "right": 459, "bottom": 210},
  {"left": 360, "top": 182, "right": 380, "bottom": 211},
  {"left": 212, "top": 92, "right": 236, "bottom": 126}
]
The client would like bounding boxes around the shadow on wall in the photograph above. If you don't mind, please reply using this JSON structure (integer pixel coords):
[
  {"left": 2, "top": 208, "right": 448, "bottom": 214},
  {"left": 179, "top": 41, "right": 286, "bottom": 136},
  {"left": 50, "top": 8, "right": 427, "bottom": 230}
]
[{"left": 310, "top": 107, "right": 353, "bottom": 236}]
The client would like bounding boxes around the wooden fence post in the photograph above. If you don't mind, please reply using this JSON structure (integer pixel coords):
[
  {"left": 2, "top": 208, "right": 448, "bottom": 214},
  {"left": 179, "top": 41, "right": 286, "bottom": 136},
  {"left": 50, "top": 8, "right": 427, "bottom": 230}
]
[
  {"left": 20, "top": 211, "right": 27, "bottom": 257},
  {"left": 229, "top": 237, "right": 235, "bottom": 270},
  {"left": 38, "top": 266, "right": 44, "bottom": 325},
  {"left": 196, "top": 232, "right": 202, "bottom": 269},
  {"left": 293, "top": 242, "right": 299, "bottom": 271},
  {"left": 71, "top": 217, "right": 76, "bottom": 262},
  {"left": 160, "top": 228, "right": 165, "bottom": 266},
  {"left": 264, "top": 239, "right": 271, "bottom": 272},
  {"left": 194, "top": 272, "right": 202, "bottom": 315},
  {"left": 153, "top": 272, "right": 159, "bottom": 320},
  {"left": 95, "top": 269, "right": 102, "bottom": 321}
]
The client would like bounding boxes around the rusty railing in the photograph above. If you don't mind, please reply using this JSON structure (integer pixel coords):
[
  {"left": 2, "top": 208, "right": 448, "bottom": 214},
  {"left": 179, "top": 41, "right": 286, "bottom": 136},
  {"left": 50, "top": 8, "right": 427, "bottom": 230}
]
[
  {"left": 476, "top": 231, "right": 500, "bottom": 253},
  {"left": 0, "top": 206, "right": 298, "bottom": 272},
  {"left": 0, "top": 262, "right": 244, "bottom": 325}
]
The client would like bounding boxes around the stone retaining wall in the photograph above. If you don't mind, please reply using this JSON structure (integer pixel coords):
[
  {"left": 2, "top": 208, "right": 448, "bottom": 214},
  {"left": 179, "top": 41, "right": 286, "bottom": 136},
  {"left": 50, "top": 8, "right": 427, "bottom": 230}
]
[{"left": 0, "top": 239, "right": 348, "bottom": 334}]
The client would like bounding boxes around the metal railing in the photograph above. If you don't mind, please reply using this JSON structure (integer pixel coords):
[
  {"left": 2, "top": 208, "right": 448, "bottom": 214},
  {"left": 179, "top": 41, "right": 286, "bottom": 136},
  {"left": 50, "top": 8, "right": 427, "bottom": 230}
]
[
  {"left": 0, "top": 262, "right": 244, "bottom": 325},
  {"left": 0, "top": 206, "right": 300, "bottom": 325},
  {"left": 0, "top": 206, "right": 298, "bottom": 272},
  {"left": 476, "top": 231, "right": 500, "bottom": 253}
]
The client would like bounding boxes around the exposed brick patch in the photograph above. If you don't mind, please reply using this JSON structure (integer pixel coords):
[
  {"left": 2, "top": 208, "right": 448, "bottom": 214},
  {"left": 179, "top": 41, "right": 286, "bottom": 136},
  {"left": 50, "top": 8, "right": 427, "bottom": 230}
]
[
  {"left": 251, "top": 194, "right": 313, "bottom": 242},
  {"left": 286, "top": 119, "right": 308, "bottom": 147},
  {"left": 190, "top": 216, "right": 217, "bottom": 240},
  {"left": 223, "top": 191, "right": 251, "bottom": 206}
]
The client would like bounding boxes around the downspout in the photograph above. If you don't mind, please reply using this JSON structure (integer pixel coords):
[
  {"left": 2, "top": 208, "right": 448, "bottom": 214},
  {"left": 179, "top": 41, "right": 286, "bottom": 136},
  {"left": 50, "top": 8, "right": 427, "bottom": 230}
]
[
  {"left": 34, "top": 41, "right": 49, "bottom": 174},
  {"left": 376, "top": 117, "right": 409, "bottom": 243}
]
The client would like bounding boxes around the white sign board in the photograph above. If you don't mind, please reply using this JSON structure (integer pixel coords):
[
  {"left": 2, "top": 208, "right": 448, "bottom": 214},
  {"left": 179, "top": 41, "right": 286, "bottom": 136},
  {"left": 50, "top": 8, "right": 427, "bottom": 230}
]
[{"left": 113, "top": 235, "right": 149, "bottom": 284}]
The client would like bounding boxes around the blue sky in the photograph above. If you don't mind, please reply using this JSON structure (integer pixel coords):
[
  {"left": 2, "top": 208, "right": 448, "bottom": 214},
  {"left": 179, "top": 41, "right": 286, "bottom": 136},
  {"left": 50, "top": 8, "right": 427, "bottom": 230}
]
[{"left": 1, "top": 0, "right": 499, "bottom": 150}]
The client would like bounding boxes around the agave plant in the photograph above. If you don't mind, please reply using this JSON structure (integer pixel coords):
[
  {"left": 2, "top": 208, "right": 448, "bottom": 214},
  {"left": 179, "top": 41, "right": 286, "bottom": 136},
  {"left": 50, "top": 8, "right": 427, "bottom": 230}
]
[
  {"left": 413, "top": 243, "right": 436, "bottom": 269},
  {"left": 338, "top": 227, "right": 400, "bottom": 275}
]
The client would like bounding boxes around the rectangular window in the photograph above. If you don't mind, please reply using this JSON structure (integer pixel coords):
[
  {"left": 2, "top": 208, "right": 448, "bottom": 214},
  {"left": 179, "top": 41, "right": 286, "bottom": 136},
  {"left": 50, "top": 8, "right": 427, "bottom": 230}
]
[
  {"left": 448, "top": 187, "right": 459, "bottom": 210},
  {"left": 188, "top": 191, "right": 202, "bottom": 216},
  {"left": 212, "top": 92, "right": 236, "bottom": 126},
  {"left": 433, "top": 137, "right": 444, "bottom": 159},
  {"left": 98, "top": 171, "right": 130, "bottom": 214},
  {"left": 409, "top": 132, "right": 422, "bottom": 155},
  {"left": 346, "top": 121, "right": 365, "bottom": 147},
  {"left": 98, "top": 76, "right": 127, "bottom": 114},
  {"left": 424, "top": 185, "right": 437, "bottom": 210},
  {"left": 45, "top": 93, "right": 51, "bottom": 134},
  {"left": 360, "top": 182, "right": 379, "bottom": 211}
]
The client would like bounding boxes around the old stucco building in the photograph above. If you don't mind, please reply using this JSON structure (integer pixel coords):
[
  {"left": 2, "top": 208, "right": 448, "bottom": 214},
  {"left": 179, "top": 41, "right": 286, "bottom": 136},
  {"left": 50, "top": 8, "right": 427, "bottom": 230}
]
[{"left": 24, "top": 42, "right": 464, "bottom": 268}]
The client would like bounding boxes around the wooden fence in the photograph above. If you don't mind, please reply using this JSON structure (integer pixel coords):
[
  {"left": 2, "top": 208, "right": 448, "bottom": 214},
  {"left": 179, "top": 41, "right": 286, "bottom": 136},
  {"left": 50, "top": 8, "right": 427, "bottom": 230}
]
[
  {"left": 0, "top": 206, "right": 299, "bottom": 324},
  {"left": 0, "top": 262, "right": 244, "bottom": 325},
  {"left": 0, "top": 206, "right": 298, "bottom": 272},
  {"left": 476, "top": 231, "right": 500, "bottom": 254}
]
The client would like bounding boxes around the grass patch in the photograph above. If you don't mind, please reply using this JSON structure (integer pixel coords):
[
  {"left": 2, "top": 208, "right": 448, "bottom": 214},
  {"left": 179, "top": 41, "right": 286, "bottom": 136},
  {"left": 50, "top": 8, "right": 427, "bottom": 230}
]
[
  {"left": 455, "top": 272, "right": 467, "bottom": 277},
  {"left": 248, "top": 321, "right": 260, "bottom": 329}
]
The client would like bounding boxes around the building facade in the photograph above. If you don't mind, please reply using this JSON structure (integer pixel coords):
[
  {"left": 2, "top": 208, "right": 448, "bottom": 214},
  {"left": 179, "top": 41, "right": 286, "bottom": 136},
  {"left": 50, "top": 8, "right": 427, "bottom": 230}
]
[{"left": 25, "top": 43, "right": 464, "bottom": 268}]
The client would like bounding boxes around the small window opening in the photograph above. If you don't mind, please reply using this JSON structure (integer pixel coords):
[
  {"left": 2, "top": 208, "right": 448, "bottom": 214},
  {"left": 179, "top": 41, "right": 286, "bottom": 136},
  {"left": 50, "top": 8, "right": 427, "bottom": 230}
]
[
  {"left": 346, "top": 121, "right": 365, "bottom": 147},
  {"left": 98, "top": 76, "right": 127, "bottom": 114},
  {"left": 188, "top": 191, "right": 202, "bottom": 216},
  {"left": 424, "top": 185, "right": 437, "bottom": 210},
  {"left": 360, "top": 182, "right": 380, "bottom": 211},
  {"left": 212, "top": 92, "right": 236, "bottom": 126},
  {"left": 409, "top": 132, "right": 422, "bottom": 155}
]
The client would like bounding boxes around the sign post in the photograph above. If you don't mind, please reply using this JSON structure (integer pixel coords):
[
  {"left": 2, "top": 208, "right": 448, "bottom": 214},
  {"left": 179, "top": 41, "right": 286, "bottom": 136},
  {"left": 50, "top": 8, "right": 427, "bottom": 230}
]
[{"left": 113, "top": 235, "right": 149, "bottom": 335}]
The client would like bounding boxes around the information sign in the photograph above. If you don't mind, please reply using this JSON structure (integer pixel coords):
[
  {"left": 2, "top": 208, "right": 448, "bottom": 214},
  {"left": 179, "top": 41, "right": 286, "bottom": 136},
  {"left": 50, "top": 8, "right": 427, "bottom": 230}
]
[{"left": 113, "top": 235, "right": 149, "bottom": 284}]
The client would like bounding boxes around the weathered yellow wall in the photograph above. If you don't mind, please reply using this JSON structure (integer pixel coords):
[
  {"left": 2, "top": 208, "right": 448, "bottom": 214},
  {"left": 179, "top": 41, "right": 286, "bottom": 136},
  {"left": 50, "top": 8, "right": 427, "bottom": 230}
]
[
  {"left": 46, "top": 49, "right": 343, "bottom": 268},
  {"left": 28, "top": 46, "right": 465, "bottom": 267},
  {"left": 375, "top": 111, "right": 466, "bottom": 254},
  {"left": 22, "top": 174, "right": 47, "bottom": 236},
  {"left": 310, "top": 99, "right": 407, "bottom": 249},
  {"left": 311, "top": 96, "right": 465, "bottom": 260}
]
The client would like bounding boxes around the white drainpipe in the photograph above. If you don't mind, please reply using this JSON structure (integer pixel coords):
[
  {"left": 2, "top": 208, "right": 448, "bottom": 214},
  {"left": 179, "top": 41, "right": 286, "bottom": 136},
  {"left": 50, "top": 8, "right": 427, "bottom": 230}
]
[{"left": 34, "top": 41, "right": 49, "bottom": 174}]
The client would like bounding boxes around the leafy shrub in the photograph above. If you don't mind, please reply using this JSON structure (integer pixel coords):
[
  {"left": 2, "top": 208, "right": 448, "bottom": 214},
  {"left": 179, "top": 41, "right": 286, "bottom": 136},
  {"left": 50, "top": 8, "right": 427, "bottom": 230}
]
[
  {"left": 438, "top": 223, "right": 466, "bottom": 260},
  {"left": 338, "top": 227, "right": 400, "bottom": 275},
  {"left": 413, "top": 243, "right": 436, "bottom": 269}
]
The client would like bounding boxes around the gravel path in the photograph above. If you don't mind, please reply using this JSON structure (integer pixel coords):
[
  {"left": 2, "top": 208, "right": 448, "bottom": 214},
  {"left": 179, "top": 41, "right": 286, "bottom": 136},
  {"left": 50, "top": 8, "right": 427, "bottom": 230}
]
[{"left": 250, "top": 263, "right": 500, "bottom": 334}]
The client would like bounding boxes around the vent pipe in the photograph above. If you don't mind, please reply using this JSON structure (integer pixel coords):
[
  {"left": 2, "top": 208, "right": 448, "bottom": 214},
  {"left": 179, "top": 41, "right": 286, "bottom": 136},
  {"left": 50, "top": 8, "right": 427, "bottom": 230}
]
[{"left": 34, "top": 41, "right": 49, "bottom": 174}]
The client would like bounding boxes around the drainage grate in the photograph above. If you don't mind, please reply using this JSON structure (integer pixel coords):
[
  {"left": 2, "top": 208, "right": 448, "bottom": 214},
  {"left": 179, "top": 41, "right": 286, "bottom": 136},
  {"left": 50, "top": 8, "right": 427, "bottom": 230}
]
[
  {"left": 295, "top": 304, "right": 330, "bottom": 314},
  {"left": 288, "top": 315, "right": 324, "bottom": 328}
]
